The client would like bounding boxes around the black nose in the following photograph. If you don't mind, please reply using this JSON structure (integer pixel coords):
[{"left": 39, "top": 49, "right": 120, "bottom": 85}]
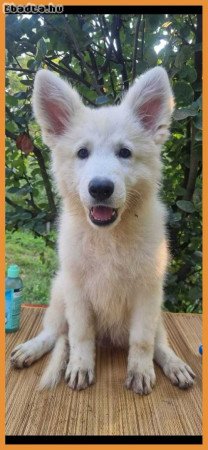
[{"left": 88, "top": 178, "right": 114, "bottom": 201}]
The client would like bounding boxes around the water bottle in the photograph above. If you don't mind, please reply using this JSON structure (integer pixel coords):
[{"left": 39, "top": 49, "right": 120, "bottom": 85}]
[{"left": 5, "top": 264, "right": 23, "bottom": 333}]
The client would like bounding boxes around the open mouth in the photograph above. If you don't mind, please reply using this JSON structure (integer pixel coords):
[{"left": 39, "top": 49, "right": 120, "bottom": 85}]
[{"left": 89, "top": 206, "right": 118, "bottom": 226}]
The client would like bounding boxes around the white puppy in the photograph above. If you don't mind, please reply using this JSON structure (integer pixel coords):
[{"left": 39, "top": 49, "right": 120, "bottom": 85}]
[{"left": 11, "top": 67, "right": 195, "bottom": 394}]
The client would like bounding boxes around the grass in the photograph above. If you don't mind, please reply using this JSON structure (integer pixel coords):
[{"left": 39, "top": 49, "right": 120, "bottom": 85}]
[{"left": 6, "top": 230, "right": 58, "bottom": 305}]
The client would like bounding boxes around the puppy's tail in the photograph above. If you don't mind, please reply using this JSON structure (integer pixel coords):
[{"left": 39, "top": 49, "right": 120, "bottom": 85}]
[{"left": 38, "top": 334, "right": 68, "bottom": 390}]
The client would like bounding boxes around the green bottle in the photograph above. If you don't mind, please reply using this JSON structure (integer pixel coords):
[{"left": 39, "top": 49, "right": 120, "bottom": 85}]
[{"left": 5, "top": 264, "right": 23, "bottom": 333}]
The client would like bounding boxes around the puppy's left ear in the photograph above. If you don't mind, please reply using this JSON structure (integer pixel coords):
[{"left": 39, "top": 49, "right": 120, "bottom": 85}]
[
  {"left": 122, "top": 67, "right": 174, "bottom": 144},
  {"left": 32, "top": 69, "right": 84, "bottom": 147}
]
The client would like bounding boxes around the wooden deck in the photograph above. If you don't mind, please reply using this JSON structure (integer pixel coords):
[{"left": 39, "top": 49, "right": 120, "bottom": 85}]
[{"left": 6, "top": 306, "right": 202, "bottom": 437}]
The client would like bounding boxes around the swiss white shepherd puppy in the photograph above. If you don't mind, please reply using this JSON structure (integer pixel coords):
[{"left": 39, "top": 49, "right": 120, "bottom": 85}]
[{"left": 11, "top": 67, "right": 195, "bottom": 394}]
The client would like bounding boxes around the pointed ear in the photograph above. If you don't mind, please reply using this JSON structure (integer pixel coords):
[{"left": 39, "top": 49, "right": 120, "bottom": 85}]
[
  {"left": 32, "top": 69, "right": 83, "bottom": 143},
  {"left": 122, "top": 67, "right": 174, "bottom": 144}
]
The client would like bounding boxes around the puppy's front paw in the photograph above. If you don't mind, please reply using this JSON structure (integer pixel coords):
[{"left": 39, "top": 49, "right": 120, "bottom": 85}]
[
  {"left": 65, "top": 362, "right": 95, "bottom": 391},
  {"left": 163, "top": 358, "right": 195, "bottom": 389},
  {"left": 11, "top": 342, "right": 34, "bottom": 368},
  {"left": 125, "top": 365, "right": 156, "bottom": 395}
]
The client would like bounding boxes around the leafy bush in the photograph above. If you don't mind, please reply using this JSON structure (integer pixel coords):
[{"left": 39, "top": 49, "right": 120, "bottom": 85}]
[{"left": 5, "top": 13, "right": 202, "bottom": 311}]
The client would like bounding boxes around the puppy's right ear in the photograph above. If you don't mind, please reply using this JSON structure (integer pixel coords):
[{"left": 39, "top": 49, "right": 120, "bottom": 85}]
[
  {"left": 32, "top": 70, "right": 83, "bottom": 144},
  {"left": 121, "top": 67, "right": 174, "bottom": 145}
]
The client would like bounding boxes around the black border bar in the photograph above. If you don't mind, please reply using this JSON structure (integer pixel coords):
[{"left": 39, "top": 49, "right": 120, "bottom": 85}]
[
  {"left": 6, "top": 435, "right": 203, "bottom": 445},
  {"left": 5, "top": 5, "right": 202, "bottom": 15}
]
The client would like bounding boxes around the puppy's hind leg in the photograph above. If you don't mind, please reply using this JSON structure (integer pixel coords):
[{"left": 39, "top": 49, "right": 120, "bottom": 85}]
[
  {"left": 154, "top": 316, "right": 195, "bottom": 389},
  {"left": 11, "top": 273, "right": 67, "bottom": 369}
]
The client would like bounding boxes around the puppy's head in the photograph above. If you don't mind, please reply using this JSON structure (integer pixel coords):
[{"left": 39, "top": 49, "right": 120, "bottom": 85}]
[{"left": 33, "top": 67, "right": 174, "bottom": 229}]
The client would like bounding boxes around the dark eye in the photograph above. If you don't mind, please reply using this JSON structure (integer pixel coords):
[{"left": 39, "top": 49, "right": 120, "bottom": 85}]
[
  {"left": 118, "top": 148, "right": 132, "bottom": 158},
  {"left": 77, "top": 148, "right": 89, "bottom": 159}
]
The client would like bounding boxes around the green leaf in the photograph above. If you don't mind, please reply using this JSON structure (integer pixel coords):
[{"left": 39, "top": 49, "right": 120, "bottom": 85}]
[
  {"left": 27, "top": 58, "right": 35, "bottom": 68},
  {"left": 192, "top": 95, "right": 202, "bottom": 110},
  {"left": 34, "top": 222, "right": 46, "bottom": 234},
  {"left": 175, "top": 51, "right": 185, "bottom": 69},
  {"left": 17, "top": 185, "right": 32, "bottom": 196},
  {"left": 175, "top": 47, "right": 192, "bottom": 69},
  {"left": 181, "top": 46, "right": 193, "bottom": 60},
  {"left": 6, "top": 122, "right": 18, "bottom": 133},
  {"left": 20, "top": 212, "right": 33, "bottom": 220},
  {"left": 36, "top": 38, "right": 47, "bottom": 62},
  {"left": 175, "top": 186, "right": 186, "bottom": 196},
  {"left": 36, "top": 212, "right": 47, "bottom": 219},
  {"left": 186, "top": 304, "right": 195, "bottom": 313},
  {"left": 180, "top": 66, "right": 197, "bottom": 83},
  {"left": 20, "top": 79, "right": 33, "bottom": 86},
  {"left": 31, "top": 168, "right": 41, "bottom": 177},
  {"left": 6, "top": 94, "right": 19, "bottom": 106},
  {"left": 173, "top": 107, "right": 197, "bottom": 121},
  {"left": 174, "top": 81, "right": 194, "bottom": 105},
  {"left": 171, "top": 212, "right": 182, "bottom": 222},
  {"left": 189, "top": 286, "right": 201, "bottom": 301},
  {"left": 8, "top": 185, "right": 32, "bottom": 196},
  {"left": 6, "top": 167, "right": 13, "bottom": 176},
  {"left": 15, "top": 116, "right": 27, "bottom": 126},
  {"left": 21, "top": 221, "right": 35, "bottom": 230},
  {"left": 176, "top": 200, "right": 195, "bottom": 213},
  {"left": 14, "top": 91, "right": 28, "bottom": 100},
  {"left": 7, "top": 187, "right": 19, "bottom": 194}
]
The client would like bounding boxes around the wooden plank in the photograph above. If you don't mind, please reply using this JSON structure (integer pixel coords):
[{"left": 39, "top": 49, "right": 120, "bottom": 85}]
[{"left": 6, "top": 307, "right": 202, "bottom": 436}]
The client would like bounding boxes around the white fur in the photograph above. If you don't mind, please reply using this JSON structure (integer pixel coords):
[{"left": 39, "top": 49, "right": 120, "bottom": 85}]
[{"left": 11, "top": 67, "right": 195, "bottom": 394}]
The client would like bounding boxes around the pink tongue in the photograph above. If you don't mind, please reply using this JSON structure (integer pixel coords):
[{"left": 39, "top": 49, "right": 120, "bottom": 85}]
[{"left": 92, "top": 206, "right": 113, "bottom": 221}]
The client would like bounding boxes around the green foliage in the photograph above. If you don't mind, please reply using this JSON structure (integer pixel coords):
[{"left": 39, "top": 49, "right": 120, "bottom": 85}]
[
  {"left": 5, "top": 13, "right": 202, "bottom": 312},
  {"left": 6, "top": 230, "right": 58, "bottom": 304}
]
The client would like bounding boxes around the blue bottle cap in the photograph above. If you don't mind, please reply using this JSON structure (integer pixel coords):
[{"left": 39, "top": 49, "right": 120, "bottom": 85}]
[{"left": 7, "top": 264, "right": 20, "bottom": 278}]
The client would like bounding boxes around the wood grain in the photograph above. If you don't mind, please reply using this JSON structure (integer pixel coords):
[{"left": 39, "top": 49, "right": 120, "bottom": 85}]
[{"left": 6, "top": 306, "right": 202, "bottom": 436}]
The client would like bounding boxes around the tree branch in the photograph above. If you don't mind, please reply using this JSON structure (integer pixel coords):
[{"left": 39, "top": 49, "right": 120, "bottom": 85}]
[
  {"left": 6, "top": 67, "right": 36, "bottom": 74},
  {"left": 6, "top": 196, "right": 27, "bottom": 211},
  {"left": 44, "top": 16, "right": 103, "bottom": 95},
  {"left": 100, "top": 15, "right": 118, "bottom": 73},
  {"left": 132, "top": 16, "right": 142, "bottom": 80},
  {"left": 109, "top": 63, "right": 116, "bottom": 99},
  {"left": 114, "top": 16, "right": 129, "bottom": 89},
  {"left": 44, "top": 57, "right": 92, "bottom": 90},
  {"left": 141, "top": 16, "right": 145, "bottom": 62},
  {"left": 62, "top": 22, "right": 103, "bottom": 94},
  {"left": 183, "top": 120, "right": 198, "bottom": 201}
]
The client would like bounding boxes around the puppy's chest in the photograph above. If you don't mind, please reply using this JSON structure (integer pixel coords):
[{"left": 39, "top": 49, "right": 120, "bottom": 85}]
[
  {"left": 80, "top": 239, "right": 138, "bottom": 306},
  {"left": 83, "top": 240, "right": 132, "bottom": 281},
  {"left": 83, "top": 248, "right": 133, "bottom": 328}
]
